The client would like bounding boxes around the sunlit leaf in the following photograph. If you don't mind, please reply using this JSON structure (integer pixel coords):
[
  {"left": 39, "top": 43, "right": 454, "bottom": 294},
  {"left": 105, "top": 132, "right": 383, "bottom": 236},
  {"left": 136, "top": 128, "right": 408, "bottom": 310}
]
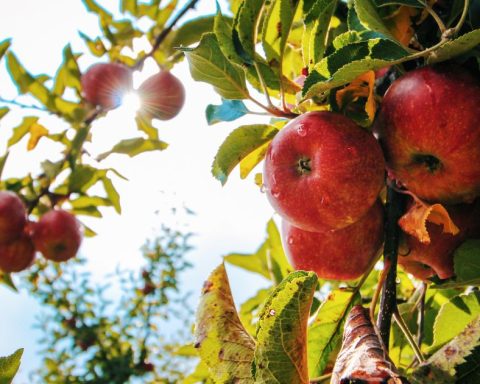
[
  {"left": 135, "top": 115, "right": 158, "bottom": 140},
  {"left": 428, "top": 29, "right": 480, "bottom": 64},
  {"left": 0, "top": 39, "right": 11, "bottom": 61},
  {"left": 235, "top": 0, "right": 266, "bottom": 63},
  {"left": 212, "top": 124, "right": 278, "bottom": 185},
  {"left": 239, "top": 141, "right": 270, "bottom": 179},
  {"left": 195, "top": 264, "right": 255, "bottom": 383},
  {"left": 27, "top": 123, "right": 49, "bottom": 151},
  {"left": 240, "top": 288, "right": 272, "bottom": 335},
  {"left": 78, "top": 31, "right": 106, "bottom": 57},
  {"left": 0, "top": 271, "right": 17, "bottom": 292},
  {"left": 102, "top": 175, "right": 121, "bottom": 214},
  {"left": 0, "top": 349, "right": 23, "bottom": 384},
  {"left": 53, "top": 45, "right": 82, "bottom": 96},
  {"left": 308, "top": 289, "right": 361, "bottom": 377},
  {"left": 168, "top": 16, "right": 215, "bottom": 52},
  {"left": 96, "top": 138, "right": 168, "bottom": 161},
  {"left": 0, "top": 108, "right": 9, "bottom": 120},
  {"left": 8, "top": 116, "right": 39, "bottom": 147},
  {"left": 253, "top": 271, "right": 317, "bottom": 383},
  {"left": 183, "top": 33, "right": 249, "bottom": 99}
]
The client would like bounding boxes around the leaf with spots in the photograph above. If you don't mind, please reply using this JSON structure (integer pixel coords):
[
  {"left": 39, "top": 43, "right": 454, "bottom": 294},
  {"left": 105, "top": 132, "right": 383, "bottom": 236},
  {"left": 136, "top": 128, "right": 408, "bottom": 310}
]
[
  {"left": 212, "top": 124, "right": 278, "bottom": 185},
  {"left": 253, "top": 271, "right": 318, "bottom": 384},
  {"left": 194, "top": 264, "right": 255, "bottom": 383}
]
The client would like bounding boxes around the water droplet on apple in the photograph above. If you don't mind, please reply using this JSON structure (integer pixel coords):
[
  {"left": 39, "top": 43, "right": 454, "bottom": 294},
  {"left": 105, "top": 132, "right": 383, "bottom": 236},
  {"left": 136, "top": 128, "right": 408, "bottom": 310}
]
[
  {"left": 296, "top": 124, "right": 307, "bottom": 137},
  {"left": 272, "top": 190, "right": 281, "bottom": 199},
  {"left": 260, "top": 184, "right": 266, "bottom": 193},
  {"left": 288, "top": 237, "right": 294, "bottom": 245}
]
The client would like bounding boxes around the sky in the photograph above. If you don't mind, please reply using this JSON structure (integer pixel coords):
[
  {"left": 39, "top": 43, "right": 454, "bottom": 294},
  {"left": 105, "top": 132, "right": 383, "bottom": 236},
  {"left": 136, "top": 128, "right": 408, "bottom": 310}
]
[{"left": 0, "top": 1, "right": 276, "bottom": 381}]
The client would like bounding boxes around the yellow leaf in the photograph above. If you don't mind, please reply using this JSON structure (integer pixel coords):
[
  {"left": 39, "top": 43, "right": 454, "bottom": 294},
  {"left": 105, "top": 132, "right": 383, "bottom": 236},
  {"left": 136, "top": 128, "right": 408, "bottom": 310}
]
[
  {"left": 399, "top": 199, "right": 460, "bottom": 244},
  {"left": 335, "top": 71, "right": 376, "bottom": 123},
  {"left": 239, "top": 141, "right": 270, "bottom": 179},
  {"left": 27, "top": 123, "right": 48, "bottom": 151},
  {"left": 385, "top": 6, "right": 419, "bottom": 46}
]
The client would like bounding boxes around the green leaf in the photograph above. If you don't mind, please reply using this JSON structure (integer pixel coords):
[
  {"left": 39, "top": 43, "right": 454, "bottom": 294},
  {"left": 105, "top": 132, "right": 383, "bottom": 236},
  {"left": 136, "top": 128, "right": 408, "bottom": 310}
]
[
  {"left": 0, "top": 39, "right": 11, "bottom": 61},
  {"left": 428, "top": 29, "right": 480, "bottom": 64},
  {"left": 302, "top": 0, "right": 339, "bottom": 70},
  {"left": 78, "top": 31, "right": 106, "bottom": 57},
  {"left": 452, "top": 240, "right": 480, "bottom": 286},
  {"left": 0, "top": 152, "right": 9, "bottom": 181},
  {"left": 0, "top": 271, "right": 17, "bottom": 292},
  {"left": 206, "top": 99, "right": 249, "bottom": 125},
  {"left": 212, "top": 124, "right": 278, "bottom": 185},
  {"left": 354, "top": 0, "right": 397, "bottom": 40},
  {"left": 308, "top": 288, "right": 361, "bottom": 378},
  {"left": 253, "top": 271, "right": 318, "bottom": 383},
  {"left": 0, "top": 108, "right": 9, "bottom": 120},
  {"left": 82, "top": 0, "right": 112, "bottom": 22},
  {"left": 8, "top": 117, "right": 39, "bottom": 147},
  {"left": 0, "top": 349, "right": 23, "bottom": 384},
  {"left": 412, "top": 315, "right": 480, "bottom": 384},
  {"left": 240, "top": 288, "right": 272, "bottom": 335},
  {"left": 68, "top": 165, "right": 100, "bottom": 193},
  {"left": 374, "top": 0, "right": 425, "bottom": 7},
  {"left": 168, "top": 15, "right": 215, "bottom": 51},
  {"left": 225, "top": 219, "right": 291, "bottom": 283},
  {"left": 195, "top": 264, "right": 255, "bottom": 383},
  {"left": 262, "top": 0, "right": 302, "bottom": 62},
  {"left": 102, "top": 175, "right": 121, "bottom": 214},
  {"left": 430, "top": 291, "right": 480, "bottom": 352},
  {"left": 235, "top": 0, "right": 266, "bottom": 63},
  {"left": 214, "top": 6, "right": 244, "bottom": 64},
  {"left": 303, "top": 38, "right": 408, "bottom": 98},
  {"left": 53, "top": 45, "right": 82, "bottom": 96},
  {"left": 96, "top": 138, "right": 168, "bottom": 161},
  {"left": 121, "top": 0, "right": 138, "bottom": 15},
  {"left": 182, "top": 33, "right": 249, "bottom": 99},
  {"left": 70, "top": 196, "right": 112, "bottom": 209}
]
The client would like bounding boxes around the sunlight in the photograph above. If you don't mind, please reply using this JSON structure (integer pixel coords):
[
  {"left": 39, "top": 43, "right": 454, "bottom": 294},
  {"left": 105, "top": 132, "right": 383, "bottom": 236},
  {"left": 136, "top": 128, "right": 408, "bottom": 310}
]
[{"left": 118, "top": 91, "right": 141, "bottom": 117}]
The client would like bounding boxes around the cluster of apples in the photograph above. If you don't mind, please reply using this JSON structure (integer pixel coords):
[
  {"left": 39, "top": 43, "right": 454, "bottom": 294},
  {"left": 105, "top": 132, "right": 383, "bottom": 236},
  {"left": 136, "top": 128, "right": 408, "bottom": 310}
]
[
  {"left": 81, "top": 62, "right": 185, "bottom": 119},
  {"left": 263, "top": 64, "right": 480, "bottom": 282},
  {"left": 0, "top": 191, "right": 82, "bottom": 273}
]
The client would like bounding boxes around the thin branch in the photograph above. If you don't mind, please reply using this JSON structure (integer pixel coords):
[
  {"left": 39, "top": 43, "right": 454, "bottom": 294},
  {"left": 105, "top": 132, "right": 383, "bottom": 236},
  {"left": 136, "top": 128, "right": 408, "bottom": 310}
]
[
  {"left": 452, "top": 0, "right": 470, "bottom": 36},
  {"left": 133, "top": 0, "right": 200, "bottom": 70},
  {"left": 425, "top": 4, "right": 446, "bottom": 34},
  {"left": 0, "top": 96, "right": 50, "bottom": 113},
  {"left": 393, "top": 308, "right": 426, "bottom": 363},
  {"left": 309, "top": 373, "right": 332, "bottom": 383},
  {"left": 417, "top": 282, "right": 427, "bottom": 346},
  {"left": 370, "top": 258, "right": 391, "bottom": 323},
  {"left": 377, "top": 185, "right": 407, "bottom": 349}
]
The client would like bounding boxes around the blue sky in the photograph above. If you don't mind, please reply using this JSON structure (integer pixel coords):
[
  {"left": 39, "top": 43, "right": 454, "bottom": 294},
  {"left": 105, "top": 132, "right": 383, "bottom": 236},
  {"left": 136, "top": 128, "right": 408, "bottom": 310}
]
[{"left": 0, "top": 1, "right": 275, "bottom": 381}]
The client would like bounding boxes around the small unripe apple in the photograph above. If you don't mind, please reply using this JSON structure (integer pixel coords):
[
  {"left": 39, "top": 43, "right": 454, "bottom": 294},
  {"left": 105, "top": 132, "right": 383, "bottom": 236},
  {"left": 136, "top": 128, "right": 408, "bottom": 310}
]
[
  {"left": 264, "top": 111, "right": 385, "bottom": 232},
  {"left": 138, "top": 71, "right": 185, "bottom": 120},
  {"left": 32, "top": 210, "right": 82, "bottom": 262},
  {"left": 374, "top": 64, "right": 480, "bottom": 203},
  {"left": 0, "top": 233, "right": 35, "bottom": 273},
  {"left": 0, "top": 191, "right": 27, "bottom": 244},
  {"left": 81, "top": 63, "right": 133, "bottom": 109},
  {"left": 282, "top": 201, "right": 384, "bottom": 281},
  {"left": 398, "top": 201, "right": 480, "bottom": 280}
]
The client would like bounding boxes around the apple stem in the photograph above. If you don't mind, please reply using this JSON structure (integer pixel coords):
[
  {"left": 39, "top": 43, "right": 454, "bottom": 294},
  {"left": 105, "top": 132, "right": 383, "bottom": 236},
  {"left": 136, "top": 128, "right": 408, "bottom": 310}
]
[
  {"left": 452, "top": 0, "right": 470, "bottom": 36},
  {"left": 417, "top": 282, "right": 427, "bottom": 346},
  {"left": 393, "top": 308, "right": 426, "bottom": 363},
  {"left": 377, "top": 185, "right": 407, "bottom": 349},
  {"left": 425, "top": 4, "right": 446, "bottom": 34}
]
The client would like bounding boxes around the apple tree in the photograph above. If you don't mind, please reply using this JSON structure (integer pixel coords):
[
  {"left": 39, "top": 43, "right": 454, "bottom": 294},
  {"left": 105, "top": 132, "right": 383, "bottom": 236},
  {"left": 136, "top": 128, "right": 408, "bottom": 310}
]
[{"left": 183, "top": 0, "right": 480, "bottom": 383}]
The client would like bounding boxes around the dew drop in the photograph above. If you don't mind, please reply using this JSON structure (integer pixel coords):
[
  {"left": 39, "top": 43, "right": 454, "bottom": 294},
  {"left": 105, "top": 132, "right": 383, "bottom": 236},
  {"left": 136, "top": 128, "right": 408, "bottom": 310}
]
[
  {"left": 296, "top": 124, "right": 307, "bottom": 137},
  {"left": 269, "top": 309, "right": 276, "bottom": 316}
]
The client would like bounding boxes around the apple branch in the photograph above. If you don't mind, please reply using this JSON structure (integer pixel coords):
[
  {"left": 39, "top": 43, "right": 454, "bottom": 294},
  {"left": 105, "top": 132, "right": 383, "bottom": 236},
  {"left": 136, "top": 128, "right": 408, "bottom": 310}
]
[
  {"left": 377, "top": 185, "right": 407, "bottom": 349},
  {"left": 133, "top": 0, "right": 200, "bottom": 70}
]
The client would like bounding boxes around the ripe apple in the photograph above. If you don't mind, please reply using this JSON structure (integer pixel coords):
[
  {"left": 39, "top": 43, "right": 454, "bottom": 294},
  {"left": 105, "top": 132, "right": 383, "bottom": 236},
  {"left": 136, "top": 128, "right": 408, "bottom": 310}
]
[
  {"left": 263, "top": 111, "right": 385, "bottom": 232},
  {"left": 81, "top": 63, "right": 133, "bottom": 109},
  {"left": 374, "top": 65, "right": 480, "bottom": 203},
  {"left": 282, "top": 201, "right": 384, "bottom": 281},
  {"left": 32, "top": 210, "right": 82, "bottom": 262},
  {"left": 0, "top": 191, "right": 27, "bottom": 244},
  {"left": 0, "top": 233, "right": 35, "bottom": 273},
  {"left": 398, "top": 200, "right": 480, "bottom": 280},
  {"left": 137, "top": 71, "right": 185, "bottom": 120}
]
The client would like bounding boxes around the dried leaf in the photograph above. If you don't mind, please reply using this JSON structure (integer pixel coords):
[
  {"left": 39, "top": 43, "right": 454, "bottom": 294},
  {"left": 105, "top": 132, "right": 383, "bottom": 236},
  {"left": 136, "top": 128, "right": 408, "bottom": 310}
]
[
  {"left": 335, "top": 70, "right": 376, "bottom": 123},
  {"left": 385, "top": 6, "right": 419, "bottom": 46},
  {"left": 399, "top": 199, "right": 459, "bottom": 244},
  {"left": 194, "top": 264, "right": 255, "bottom": 383},
  {"left": 27, "top": 123, "right": 49, "bottom": 151},
  {"left": 331, "top": 305, "right": 405, "bottom": 384}
]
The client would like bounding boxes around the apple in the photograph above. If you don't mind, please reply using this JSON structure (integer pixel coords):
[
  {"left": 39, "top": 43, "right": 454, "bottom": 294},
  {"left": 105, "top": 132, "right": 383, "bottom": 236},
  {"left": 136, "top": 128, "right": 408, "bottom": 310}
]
[
  {"left": 0, "top": 233, "right": 35, "bottom": 273},
  {"left": 398, "top": 200, "right": 480, "bottom": 280},
  {"left": 374, "top": 64, "right": 480, "bottom": 203},
  {"left": 263, "top": 111, "right": 385, "bottom": 232},
  {"left": 282, "top": 201, "right": 384, "bottom": 281},
  {"left": 137, "top": 71, "right": 185, "bottom": 120},
  {"left": 81, "top": 63, "right": 133, "bottom": 109},
  {"left": 0, "top": 191, "right": 26, "bottom": 244},
  {"left": 32, "top": 210, "right": 82, "bottom": 262}
]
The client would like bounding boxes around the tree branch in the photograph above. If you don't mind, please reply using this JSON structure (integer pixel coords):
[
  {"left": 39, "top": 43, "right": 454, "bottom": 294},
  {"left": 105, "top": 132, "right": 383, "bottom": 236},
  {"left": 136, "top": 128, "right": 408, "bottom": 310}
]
[{"left": 377, "top": 184, "right": 406, "bottom": 349}]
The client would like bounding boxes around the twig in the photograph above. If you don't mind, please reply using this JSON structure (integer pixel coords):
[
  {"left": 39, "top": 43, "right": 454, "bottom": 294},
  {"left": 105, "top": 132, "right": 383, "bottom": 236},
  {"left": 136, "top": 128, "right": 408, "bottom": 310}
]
[
  {"left": 370, "top": 258, "right": 391, "bottom": 323},
  {"left": 377, "top": 185, "right": 406, "bottom": 349},
  {"left": 393, "top": 308, "right": 426, "bottom": 363},
  {"left": 0, "top": 96, "right": 50, "bottom": 113},
  {"left": 425, "top": 4, "right": 446, "bottom": 34},
  {"left": 452, "top": 0, "right": 470, "bottom": 36},
  {"left": 417, "top": 282, "right": 427, "bottom": 346},
  {"left": 309, "top": 373, "right": 332, "bottom": 383},
  {"left": 133, "top": 0, "right": 200, "bottom": 70}
]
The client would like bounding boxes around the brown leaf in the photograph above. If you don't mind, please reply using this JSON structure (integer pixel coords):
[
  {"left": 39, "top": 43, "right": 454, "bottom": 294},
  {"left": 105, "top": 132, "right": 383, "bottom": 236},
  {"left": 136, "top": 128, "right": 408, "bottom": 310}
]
[
  {"left": 335, "top": 71, "right": 376, "bottom": 123},
  {"left": 331, "top": 305, "right": 405, "bottom": 384},
  {"left": 399, "top": 198, "right": 459, "bottom": 244},
  {"left": 385, "top": 6, "right": 419, "bottom": 47}
]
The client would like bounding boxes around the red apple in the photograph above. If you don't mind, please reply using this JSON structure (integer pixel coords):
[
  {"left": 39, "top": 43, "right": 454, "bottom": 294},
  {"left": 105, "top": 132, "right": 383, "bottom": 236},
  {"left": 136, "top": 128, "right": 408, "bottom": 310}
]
[
  {"left": 138, "top": 71, "right": 185, "bottom": 120},
  {"left": 398, "top": 200, "right": 480, "bottom": 280},
  {"left": 32, "top": 210, "right": 82, "bottom": 262},
  {"left": 0, "top": 233, "right": 35, "bottom": 273},
  {"left": 263, "top": 111, "right": 385, "bottom": 232},
  {"left": 81, "top": 63, "right": 133, "bottom": 109},
  {"left": 374, "top": 65, "right": 480, "bottom": 203},
  {"left": 0, "top": 191, "right": 26, "bottom": 244},
  {"left": 282, "top": 201, "right": 384, "bottom": 281}
]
